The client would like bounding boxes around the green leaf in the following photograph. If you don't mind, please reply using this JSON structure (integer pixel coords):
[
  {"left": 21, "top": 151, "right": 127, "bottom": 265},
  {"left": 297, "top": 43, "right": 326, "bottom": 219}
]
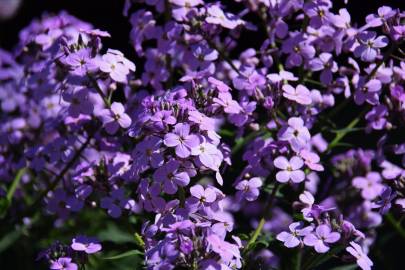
[
  {"left": 0, "top": 168, "right": 27, "bottom": 217},
  {"left": 97, "top": 223, "right": 134, "bottom": 244},
  {"left": 330, "top": 127, "right": 363, "bottom": 134},
  {"left": 103, "top": 250, "right": 143, "bottom": 260},
  {"left": 0, "top": 229, "right": 22, "bottom": 254}
]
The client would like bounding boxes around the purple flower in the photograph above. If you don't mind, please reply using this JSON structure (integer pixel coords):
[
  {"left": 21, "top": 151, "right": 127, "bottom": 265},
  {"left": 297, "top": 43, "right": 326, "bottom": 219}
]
[
  {"left": 371, "top": 186, "right": 396, "bottom": 214},
  {"left": 299, "top": 191, "right": 331, "bottom": 221},
  {"left": 346, "top": 241, "right": 373, "bottom": 270},
  {"left": 187, "top": 184, "right": 216, "bottom": 209},
  {"left": 50, "top": 257, "right": 78, "bottom": 270},
  {"left": 352, "top": 172, "right": 384, "bottom": 200},
  {"left": 71, "top": 236, "right": 102, "bottom": 254},
  {"left": 134, "top": 136, "right": 164, "bottom": 169},
  {"left": 365, "top": 6, "right": 396, "bottom": 27},
  {"left": 278, "top": 117, "right": 311, "bottom": 152},
  {"left": 100, "top": 188, "right": 132, "bottom": 218},
  {"left": 282, "top": 84, "right": 312, "bottom": 105},
  {"left": 303, "top": 224, "right": 340, "bottom": 253},
  {"left": 206, "top": 234, "right": 241, "bottom": 265},
  {"left": 282, "top": 33, "right": 316, "bottom": 68},
  {"left": 188, "top": 110, "right": 215, "bottom": 131},
  {"left": 153, "top": 160, "right": 190, "bottom": 194},
  {"left": 354, "top": 31, "right": 388, "bottom": 62},
  {"left": 99, "top": 49, "right": 135, "bottom": 83},
  {"left": 365, "top": 105, "right": 388, "bottom": 130},
  {"left": 163, "top": 123, "right": 200, "bottom": 158},
  {"left": 205, "top": 5, "right": 244, "bottom": 29},
  {"left": 64, "top": 48, "right": 97, "bottom": 76},
  {"left": 191, "top": 141, "right": 223, "bottom": 171},
  {"left": 65, "top": 89, "right": 94, "bottom": 118},
  {"left": 300, "top": 150, "right": 324, "bottom": 171},
  {"left": 235, "top": 177, "right": 262, "bottom": 201},
  {"left": 213, "top": 92, "right": 242, "bottom": 114},
  {"left": 100, "top": 102, "right": 132, "bottom": 135},
  {"left": 354, "top": 78, "right": 381, "bottom": 105},
  {"left": 309, "top": 53, "right": 338, "bottom": 84},
  {"left": 274, "top": 156, "right": 305, "bottom": 183},
  {"left": 150, "top": 110, "right": 176, "bottom": 130},
  {"left": 276, "top": 222, "right": 313, "bottom": 248}
]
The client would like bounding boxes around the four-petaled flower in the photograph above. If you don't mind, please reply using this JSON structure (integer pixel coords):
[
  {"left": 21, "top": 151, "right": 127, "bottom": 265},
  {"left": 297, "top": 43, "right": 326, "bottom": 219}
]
[
  {"left": 153, "top": 159, "right": 190, "bottom": 194},
  {"left": 276, "top": 222, "right": 313, "bottom": 248},
  {"left": 235, "top": 177, "right": 262, "bottom": 201},
  {"left": 100, "top": 102, "right": 132, "bottom": 135},
  {"left": 164, "top": 123, "right": 200, "bottom": 158},
  {"left": 303, "top": 224, "right": 340, "bottom": 253},
  {"left": 71, "top": 235, "right": 102, "bottom": 254},
  {"left": 346, "top": 241, "right": 373, "bottom": 270},
  {"left": 274, "top": 156, "right": 306, "bottom": 183},
  {"left": 50, "top": 257, "right": 78, "bottom": 270},
  {"left": 282, "top": 84, "right": 312, "bottom": 105}
]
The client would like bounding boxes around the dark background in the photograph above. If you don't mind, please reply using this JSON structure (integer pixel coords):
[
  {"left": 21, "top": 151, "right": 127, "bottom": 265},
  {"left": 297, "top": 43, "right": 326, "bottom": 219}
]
[{"left": 0, "top": 0, "right": 404, "bottom": 269}]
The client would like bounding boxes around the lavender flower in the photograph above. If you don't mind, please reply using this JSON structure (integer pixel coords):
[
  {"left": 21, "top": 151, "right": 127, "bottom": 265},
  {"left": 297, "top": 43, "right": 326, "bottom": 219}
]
[
  {"left": 276, "top": 222, "right": 313, "bottom": 248},
  {"left": 303, "top": 224, "right": 340, "bottom": 253},
  {"left": 100, "top": 102, "right": 132, "bottom": 134},
  {"left": 235, "top": 177, "right": 262, "bottom": 201},
  {"left": 164, "top": 123, "right": 200, "bottom": 158},
  {"left": 274, "top": 156, "right": 305, "bottom": 183},
  {"left": 346, "top": 242, "right": 373, "bottom": 270}
]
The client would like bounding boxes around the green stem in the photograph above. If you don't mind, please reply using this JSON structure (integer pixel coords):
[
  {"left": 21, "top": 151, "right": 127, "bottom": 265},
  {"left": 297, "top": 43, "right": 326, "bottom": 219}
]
[
  {"left": 6, "top": 168, "right": 27, "bottom": 202},
  {"left": 386, "top": 213, "right": 405, "bottom": 240},
  {"left": 327, "top": 107, "right": 368, "bottom": 151},
  {"left": 243, "top": 182, "right": 280, "bottom": 254}
]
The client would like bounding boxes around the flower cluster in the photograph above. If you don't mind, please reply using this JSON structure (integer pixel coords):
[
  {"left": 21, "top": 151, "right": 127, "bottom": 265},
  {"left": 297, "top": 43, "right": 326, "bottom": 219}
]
[{"left": 0, "top": 1, "right": 404, "bottom": 270}]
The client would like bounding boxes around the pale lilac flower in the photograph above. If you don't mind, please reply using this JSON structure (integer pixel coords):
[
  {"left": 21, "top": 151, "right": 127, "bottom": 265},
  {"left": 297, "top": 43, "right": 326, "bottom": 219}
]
[
  {"left": 274, "top": 156, "right": 305, "bottom": 183},
  {"left": 188, "top": 111, "right": 215, "bottom": 131},
  {"left": 71, "top": 236, "right": 102, "bottom": 254},
  {"left": 235, "top": 177, "right": 262, "bottom": 201},
  {"left": 100, "top": 102, "right": 132, "bottom": 134},
  {"left": 346, "top": 241, "right": 373, "bottom": 270},
  {"left": 303, "top": 225, "right": 340, "bottom": 253},
  {"left": 205, "top": 5, "right": 244, "bottom": 29},
  {"left": 366, "top": 6, "right": 396, "bottom": 27},
  {"left": 278, "top": 117, "right": 311, "bottom": 152},
  {"left": 99, "top": 49, "right": 135, "bottom": 83},
  {"left": 282, "top": 84, "right": 312, "bottom": 105},
  {"left": 267, "top": 70, "right": 298, "bottom": 83},
  {"left": 164, "top": 123, "right": 200, "bottom": 158},
  {"left": 299, "top": 191, "right": 330, "bottom": 221},
  {"left": 352, "top": 172, "right": 384, "bottom": 200},
  {"left": 191, "top": 141, "right": 223, "bottom": 171},
  {"left": 213, "top": 92, "right": 242, "bottom": 114},
  {"left": 64, "top": 48, "right": 97, "bottom": 76},
  {"left": 276, "top": 222, "right": 313, "bottom": 248},
  {"left": 206, "top": 234, "right": 241, "bottom": 264},
  {"left": 300, "top": 150, "right": 324, "bottom": 171},
  {"left": 50, "top": 257, "right": 78, "bottom": 270},
  {"left": 354, "top": 31, "right": 388, "bottom": 62}
]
